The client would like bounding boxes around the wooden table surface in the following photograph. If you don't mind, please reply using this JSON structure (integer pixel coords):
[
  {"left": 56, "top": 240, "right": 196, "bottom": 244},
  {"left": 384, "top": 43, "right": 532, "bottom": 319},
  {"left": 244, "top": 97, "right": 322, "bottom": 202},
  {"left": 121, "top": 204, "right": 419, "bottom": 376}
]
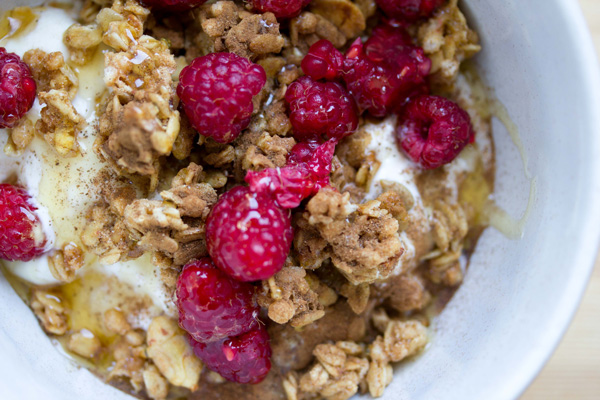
[{"left": 520, "top": 2, "right": 600, "bottom": 398}]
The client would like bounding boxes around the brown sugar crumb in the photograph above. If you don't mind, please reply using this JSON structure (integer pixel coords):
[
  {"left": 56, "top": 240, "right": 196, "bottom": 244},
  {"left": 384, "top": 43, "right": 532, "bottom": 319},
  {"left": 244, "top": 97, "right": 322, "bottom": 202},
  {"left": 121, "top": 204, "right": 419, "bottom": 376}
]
[
  {"left": 294, "top": 189, "right": 404, "bottom": 285},
  {"left": 196, "top": 1, "right": 285, "bottom": 59}
]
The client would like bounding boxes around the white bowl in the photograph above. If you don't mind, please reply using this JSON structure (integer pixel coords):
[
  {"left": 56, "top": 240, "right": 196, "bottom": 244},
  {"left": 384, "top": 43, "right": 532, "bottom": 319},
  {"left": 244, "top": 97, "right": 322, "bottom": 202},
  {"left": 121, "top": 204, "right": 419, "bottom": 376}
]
[{"left": 1, "top": 0, "right": 600, "bottom": 399}]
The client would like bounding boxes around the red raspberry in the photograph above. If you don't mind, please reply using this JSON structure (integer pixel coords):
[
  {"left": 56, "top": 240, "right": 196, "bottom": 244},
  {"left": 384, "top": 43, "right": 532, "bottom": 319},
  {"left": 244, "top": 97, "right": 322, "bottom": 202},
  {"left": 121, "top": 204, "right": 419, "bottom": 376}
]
[
  {"left": 176, "top": 258, "right": 260, "bottom": 342},
  {"left": 285, "top": 76, "right": 358, "bottom": 142},
  {"left": 396, "top": 95, "right": 473, "bottom": 169},
  {"left": 177, "top": 53, "right": 266, "bottom": 144},
  {"left": 249, "top": 0, "right": 311, "bottom": 19},
  {"left": 206, "top": 186, "right": 293, "bottom": 282},
  {"left": 342, "top": 25, "right": 431, "bottom": 117},
  {"left": 140, "top": 0, "right": 207, "bottom": 10},
  {"left": 190, "top": 324, "right": 272, "bottom": 384},
  {"left": 301, "top": 39, "right": 344, "bottom": 81},
  {"left": 375, "top": 0, "right": 445, "bottom": 20},
  {"left": 0, "top": 48, "right": 36, "bottom": 128},
  {"left": 0, "top": 184, "right": 47, "bottom": 261},
  {"left": 245, "top": 139, "right": 335, "bottom": 209}
]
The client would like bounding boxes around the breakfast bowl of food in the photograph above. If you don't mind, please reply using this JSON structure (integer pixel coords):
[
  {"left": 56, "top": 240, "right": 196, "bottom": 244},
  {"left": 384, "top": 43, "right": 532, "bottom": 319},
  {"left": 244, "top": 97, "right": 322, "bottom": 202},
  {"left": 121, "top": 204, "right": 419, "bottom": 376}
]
[{"left": 0, "top": 0, "right": 599, "bottom": 399}]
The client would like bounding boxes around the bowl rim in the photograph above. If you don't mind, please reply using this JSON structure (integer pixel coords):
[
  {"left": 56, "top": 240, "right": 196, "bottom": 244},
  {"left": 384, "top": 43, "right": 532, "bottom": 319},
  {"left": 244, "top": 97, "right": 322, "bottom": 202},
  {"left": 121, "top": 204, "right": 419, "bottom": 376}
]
[{"left": 495, "top": 1, "right": 600, "bottom": 398}]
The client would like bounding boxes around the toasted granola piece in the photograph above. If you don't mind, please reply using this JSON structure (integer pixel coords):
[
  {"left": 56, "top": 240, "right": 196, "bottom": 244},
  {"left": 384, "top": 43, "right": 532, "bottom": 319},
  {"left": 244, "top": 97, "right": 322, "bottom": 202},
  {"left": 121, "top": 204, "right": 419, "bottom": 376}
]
[
  {"left": 121, "top": 165, "right": 217, "bottom": 264},
  {"left": 363, "top": 313, "right": 428, "bottom": 397},
  {"left": 258, "top": 265, "right": 327, "bottom": 327},
  {"left": 239, "top": 131, "right": 296, "bottom": 173},
  {"left": 30, "top": 289, "right": 69, "bottom": 336},
  {"left": 97, "top": 0, "right": 149, "bottom": 52},
  {"left": 197, "top": 1, "right": 285, "bottom": 59},
  {"left": 36, "top": 90, "right": 85, "bottom": 157},
  {"left": 63, "top": 23, "right": 103, "bottom": 65},
  {"left": 81, "top": 203, "right": 141, "bottom": 265},
  {"left": 5, "top": 119, "right": 34, "bottom": 153},
  {"left": 287, "top": 11, "right": 347, "bottom": 61},
  {"left": 22, "top": 50, "right": 78, "bottom": 98},
  {"left": 373, "top": 273, "right": 432, "bottom": 313},
  {"left": 68, "top": 329, "right": 102, "bottom": 359},
  {"left": 298, "top": 342, "right": 369, "bottom": 400},
  {"left": 104, "top": 309, "right": 132, "bottom": 335},
  {"left": 48, "top": 242, "right": 85, "bottom": 283},
  {"left": 270, "top": 302, "right": 367, "bottom": 371},
  {"left": 309, "top": 0, "right": 366, "bottom": 40},
  {"left": 422, "top": 201, "right": 468, "bottom": 286},
  {"left": 143, "top": 364, "right": 170, "bottom": 400},
  {"left": 108, "top": 329, "right": 148, "bottom": 392},
  {"left": 97, "top": 1, "right": 180, "bottom": 178},
  {"left": 100, "top": 98, "right": 180, "bottom": 176},
  {"left": 417, "top": 0, "right": 481, "bottom": 86},
  {"left": 295, "top": 189, "right": 404, "bottom": 285},
  {"left": 23, "top": 49, "right": 84, "bottom": 156},
  {"left": 147, "top": 316, "right": 203, "bottom": 391}
]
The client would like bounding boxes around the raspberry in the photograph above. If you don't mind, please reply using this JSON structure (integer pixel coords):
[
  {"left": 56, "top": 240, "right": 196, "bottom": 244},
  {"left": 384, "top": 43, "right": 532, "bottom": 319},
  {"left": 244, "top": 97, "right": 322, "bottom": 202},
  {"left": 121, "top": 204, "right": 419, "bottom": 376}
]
[
  {"left": 342, "top": 25, "right": 431, "bottom": 117},
  {"left": 177, "top": 53, "right": 266, "bottom": 144},
  {"left": 190, "top": 324, "right": 272, "bottom": 384},
  {"left": 249, "top": 0, "right": 311, "bottom": 19},
  {"left": 140, "top": 0, "right": 207, "bottom": 11},
  {"left": 206, "top": 186, "right": 293, "bottom": 282},
  {"left": 301, "top": 39, "right": 344, "bottom": 81},
  {"left": 245, "top": 139, "right": 335, "bottom": 209},
  {"left": 0, "top": 48, "right": 36, "bottom": 128},
  {"left": 0, "top": 184, "right": 47, "bottom": 261},
  {"left": 396, "top": 95, "right": 473, "bottom": 169},
  {"left": 176, "top": 258, "right": 259, "bottom": 342},
  {"left": 375, "top": 0, "right": 445, "bottom": 20},
  {"left": 285, "top": 76, "right": 358, "bottom": 142}
]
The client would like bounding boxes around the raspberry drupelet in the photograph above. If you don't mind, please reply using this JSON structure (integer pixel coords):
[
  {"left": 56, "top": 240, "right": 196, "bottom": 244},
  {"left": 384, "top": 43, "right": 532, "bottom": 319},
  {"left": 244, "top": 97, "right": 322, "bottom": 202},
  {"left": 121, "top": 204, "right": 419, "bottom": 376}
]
[
  {"left": 0, "top": 48, "right": 36, "bottom": 128},
  {"left": 190, "top": 324, "right": 272, "bottom": 384},
  {"left": 301, "top": 39, "right": 345, "bottom": 81},
  {"left": 176, "top": 258, "right": 260, "bottom": 342},
  {"left": 177, "top": 53, "right": 266, "bottom": 144},
  {"left": 205, "top": 186, "right": 293, "bottom": 282},
  {"left": 396, "top": 95, "right": 474, "bottom": 169},
  {"left": 342, "top": 25, "right": 431, "bottom": 117},
  {"left": 0, "top": 184, "right": 47, "bottom": 262},
  {"left": 245, "top": 139, "right": 336, "bottom": 209},
  {"left": 140, "top": 0, "right": 208, "bottom": 10},
  {"left": 285, "top": 76, "right": 358, "bottom": 142},
  {"left": 375, "top": 0, "right": 445, "bottom": 20},
  {"left": 250, "top": 0, "right": 311, "bottom": 19}
]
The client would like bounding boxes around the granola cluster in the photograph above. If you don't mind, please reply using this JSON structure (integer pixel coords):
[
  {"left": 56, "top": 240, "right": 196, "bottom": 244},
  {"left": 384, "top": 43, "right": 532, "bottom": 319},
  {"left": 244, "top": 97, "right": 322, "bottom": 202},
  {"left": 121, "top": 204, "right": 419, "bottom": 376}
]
[{"left": 8, "top": 0, "right": 492, "bottom": 399}]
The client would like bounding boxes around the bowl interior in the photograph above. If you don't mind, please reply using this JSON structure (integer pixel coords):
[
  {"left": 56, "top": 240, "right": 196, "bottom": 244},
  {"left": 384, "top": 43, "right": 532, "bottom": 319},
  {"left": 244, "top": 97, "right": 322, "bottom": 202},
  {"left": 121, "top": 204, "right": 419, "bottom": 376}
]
[{"left": 1, "top": 0, "right": 600, "bottom": 399}]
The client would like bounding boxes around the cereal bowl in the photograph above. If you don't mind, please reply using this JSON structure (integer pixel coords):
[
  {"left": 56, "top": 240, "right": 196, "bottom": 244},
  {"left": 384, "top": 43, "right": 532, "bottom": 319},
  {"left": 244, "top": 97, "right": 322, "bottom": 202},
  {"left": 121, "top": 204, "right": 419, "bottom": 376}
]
[{"left": 0, "top": 0, "right": 599, "bottom": 399}]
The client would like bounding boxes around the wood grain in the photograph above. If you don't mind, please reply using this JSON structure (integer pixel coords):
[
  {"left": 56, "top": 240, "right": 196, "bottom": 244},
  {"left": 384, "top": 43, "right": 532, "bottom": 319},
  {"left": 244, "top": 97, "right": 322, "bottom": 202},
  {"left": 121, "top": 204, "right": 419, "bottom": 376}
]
[{"left": 520, "top": 1, "right": 600, "bottom": 398}]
